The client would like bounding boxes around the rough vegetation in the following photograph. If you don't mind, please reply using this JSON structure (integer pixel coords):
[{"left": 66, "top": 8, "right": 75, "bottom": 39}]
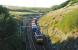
[
  {"left": 51, "top": 0, "right": 70, "bottom": 10},
  {"left": 0, "top": 5, "right": 25, "bottom": 50},
  {"left": 38, "top": 0, "right": 78, "bottom": 44}
]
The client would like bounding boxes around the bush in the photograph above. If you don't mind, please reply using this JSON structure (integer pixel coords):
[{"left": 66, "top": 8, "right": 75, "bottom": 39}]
[
  {"left": 0, "top": 5, "right": 25, "bottom": 50},
  {"left": 0, "top": 5, "right": 18, "bottom": 39}
]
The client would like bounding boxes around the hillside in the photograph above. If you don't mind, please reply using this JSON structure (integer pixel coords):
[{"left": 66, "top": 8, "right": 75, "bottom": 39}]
[
  {"left": 5, "top": 6, "right": 50, "bottom": 15},
  {"left": 4, "top": 6, "right": 48, "bottom": 20},
  {"left": 38, "top": 1, "right": 78, "bottom": 44}
]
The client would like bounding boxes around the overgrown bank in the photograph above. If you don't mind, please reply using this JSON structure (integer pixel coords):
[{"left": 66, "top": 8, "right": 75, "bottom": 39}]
[{"left": 38, "top": 1, "right": 78, "bottom": 44}]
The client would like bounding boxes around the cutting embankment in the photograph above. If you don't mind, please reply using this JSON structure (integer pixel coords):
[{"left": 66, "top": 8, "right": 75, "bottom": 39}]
[{"left": 38, "top": 3, "right": 78, "bottom": 44}]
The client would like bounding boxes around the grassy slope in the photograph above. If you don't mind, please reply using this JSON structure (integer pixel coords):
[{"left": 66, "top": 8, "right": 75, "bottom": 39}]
[
  {"left": 38, "top": 4, "right": 78, "bottom": 44},
  {"left": 6, "top": 6, "right": 50, "bottom": 15},
  {"left": 7, "top": 6, "right": 49, "bottom": 20},
  {"left": 7, "top": 6, "right": 44, "bottom": 20}
]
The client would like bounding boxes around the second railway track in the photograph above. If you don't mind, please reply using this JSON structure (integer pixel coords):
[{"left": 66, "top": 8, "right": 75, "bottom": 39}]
[{"left": 22, "top": 17, "right": 51, "bottom": 50}]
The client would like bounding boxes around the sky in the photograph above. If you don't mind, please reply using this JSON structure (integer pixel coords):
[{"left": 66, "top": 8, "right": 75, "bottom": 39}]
[{"left": 0, "top": 0, "right": 67, "bottom": 8}]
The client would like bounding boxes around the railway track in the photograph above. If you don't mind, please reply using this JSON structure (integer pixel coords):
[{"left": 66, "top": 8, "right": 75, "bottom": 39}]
[
  {"left": 20, "top": 18, "right": 31, "bottom": 50},
  {"left": 27, "top": 19, "right": 46, "bottom": 50},
  {"left": 27, "top": 23, "right": 36, "bottom": 50},
  {"left": 21, "top": 16, "right": 52, "bottom": 50},
  {"left": 35, "top": 44, "right": 46, "bottom": 50}
]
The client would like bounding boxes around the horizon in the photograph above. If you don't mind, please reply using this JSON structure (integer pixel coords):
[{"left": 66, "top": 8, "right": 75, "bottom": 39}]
[{"left": 0, "top": 0, "right": 67, "bottom": 8}]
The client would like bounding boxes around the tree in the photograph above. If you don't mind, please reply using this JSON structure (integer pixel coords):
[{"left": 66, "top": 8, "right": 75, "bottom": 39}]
[
  {"left": 51, "top": 0, "right": 70, "bottom": 10},
  {"left": 0, "top": 5, "right": 26, "bottom": 50},
  {"left": 0, "top": 5, "right": 18, "bottom": 39},
  {"left": 68, "top": 0, "right": 78, "bottom": 5}
]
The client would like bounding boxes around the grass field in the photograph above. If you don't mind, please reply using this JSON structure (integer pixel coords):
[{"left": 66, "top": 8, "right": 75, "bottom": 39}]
[{"left": 9, "top": 11, "right": 39, "bottom": 15}]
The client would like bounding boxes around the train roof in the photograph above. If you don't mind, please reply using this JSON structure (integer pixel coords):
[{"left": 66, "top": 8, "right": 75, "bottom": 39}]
[
  {"left": 33, "top": 18, "right": 37, "bottom": 20},
  {"left": 35, "top": 30, "right": 42, "bottom": 36}
]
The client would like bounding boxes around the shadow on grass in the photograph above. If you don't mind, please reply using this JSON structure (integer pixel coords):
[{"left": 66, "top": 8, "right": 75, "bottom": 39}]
[
  {"left": 54, "top": 37, "right": 78, "bottom": 50},
  {"left": 45, "top": 36, "right": 78, "bottom": 50}
]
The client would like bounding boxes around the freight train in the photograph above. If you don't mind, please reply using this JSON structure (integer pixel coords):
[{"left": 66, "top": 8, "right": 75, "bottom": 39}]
[{"left": 32, "top": 18, "right": 43, "bottom": 43}]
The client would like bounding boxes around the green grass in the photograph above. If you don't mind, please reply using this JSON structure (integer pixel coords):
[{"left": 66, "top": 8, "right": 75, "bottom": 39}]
[
  {"left": 58, "top": 9, "right": 78, "bottom": 32},
  {"left": 9, "top": 11, "right": 38, "bottom": 15},
  {"left": 69, "top": 0, "right": 78, "bottom": 5}
]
